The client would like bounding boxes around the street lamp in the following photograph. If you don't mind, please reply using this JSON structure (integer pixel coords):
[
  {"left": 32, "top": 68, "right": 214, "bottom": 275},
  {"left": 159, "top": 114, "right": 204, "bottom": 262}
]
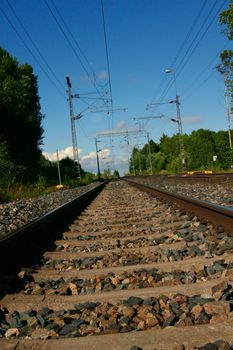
[{"left": 165, "top": 68, "right": 185, "bottom": 170}]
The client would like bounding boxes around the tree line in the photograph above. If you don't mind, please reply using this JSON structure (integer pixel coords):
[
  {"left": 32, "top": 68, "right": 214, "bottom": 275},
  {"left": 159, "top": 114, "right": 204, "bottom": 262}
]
[
  {"left": 129, "top": 129, "right": 233, "bottom": 175},
  {"left": 0, "top": 47, "right": 95, "bottom": 201},
  {"left": 219, "top": 0, "right": 233, "bottom": 107},
  {"left": 129, "top": 1, "right": 233, "bottom": 175}
]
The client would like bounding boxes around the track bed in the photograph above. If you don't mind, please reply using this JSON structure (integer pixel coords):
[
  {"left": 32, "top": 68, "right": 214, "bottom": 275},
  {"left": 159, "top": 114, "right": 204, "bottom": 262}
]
[{"left": 1, "top": 180, "right": 233, "bottom": 349}]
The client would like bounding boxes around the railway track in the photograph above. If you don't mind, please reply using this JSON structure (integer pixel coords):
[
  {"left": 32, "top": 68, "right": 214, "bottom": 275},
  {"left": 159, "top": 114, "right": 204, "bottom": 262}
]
[
  {"left": 129, "top": 173, "right": 233, "bottom": 184},
  {"left": 1, "top": 179, "right": 233, "bottom": 349}
]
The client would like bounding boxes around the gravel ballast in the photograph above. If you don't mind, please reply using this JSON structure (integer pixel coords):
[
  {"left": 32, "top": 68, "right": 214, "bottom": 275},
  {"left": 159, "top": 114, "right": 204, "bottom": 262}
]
[
  {"left": 0, "top": 183, "right": 100, "bottom": 239},
  {"left": 129, "top": 177, "right": 233, "bottom": 208}
]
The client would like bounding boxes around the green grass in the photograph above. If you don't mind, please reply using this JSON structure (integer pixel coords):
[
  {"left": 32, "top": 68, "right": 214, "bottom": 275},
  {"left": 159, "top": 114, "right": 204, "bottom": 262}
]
[{"left": 0, "top": 175, "right": 98, "bottom": 204}]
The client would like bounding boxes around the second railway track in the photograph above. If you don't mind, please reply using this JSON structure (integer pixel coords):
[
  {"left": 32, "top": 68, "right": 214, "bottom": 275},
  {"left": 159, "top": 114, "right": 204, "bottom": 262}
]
[{"left": 1, "top": 179, "right": 233, "bottom": 349}]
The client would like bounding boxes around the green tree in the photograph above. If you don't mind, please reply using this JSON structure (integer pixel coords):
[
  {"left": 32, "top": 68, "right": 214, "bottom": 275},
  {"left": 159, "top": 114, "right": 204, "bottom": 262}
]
[
  {"left": 39, "top": 155, "right": 57, "bottom": 185},
  {"left": 0, "top": 47, "right": 44, "bottom": 181},
  {"left": 128, "top": 129, "right": 233, "bottom": 174},
  {"left": 214, "top": 130, "right": 233, "bottom": 168},
  {"left": 151, "top": 151, "right": 168, "bottom": 173},
  {"left": 129, "top": 147, "right": 139, "bottom": 174},
  {"left": 185, "top": 129, "right": 215, "bottom": 169},
  {"left": 0, "top": 141, "right": 16, "bottom": 201},
  {"left": 60, "top": 157, "right": 85, "bottom": 181},
  {"left": 219, "top": 1, "right": 233, "bottom": 105},
  {"left": 160, "top": 134, "right": 180, "bottom": 158},
  {"left": 220, "top": 0, "right": 233, "bottom": 39},
  {"left": 113, "top": 170, "right": 120, "bottom": 178}
]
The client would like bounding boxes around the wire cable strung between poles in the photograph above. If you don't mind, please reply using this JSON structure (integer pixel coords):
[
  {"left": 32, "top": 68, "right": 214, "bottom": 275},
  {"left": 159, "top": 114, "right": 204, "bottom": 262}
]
[
  {"left": 148, "top": 0, "right": 208, "bottom": 108},
  {"left": 155, "top": 0, "right": 227, "bottom": 106},
  {"left": 49, "top": 0, "right": 105, "bottom": 92},
  {"left": 100, "top": 0, "right": 114, "bottom": 133},
  {"left": 157, "top": 0, "right": 220, "bottom": 103},
  {"left": 43, "top": 0, "right": 108, "bottom": 104},
  {"left": 0, "top": 5, "right": 66, "bottom": 99},
  {"left": 6, "top": 0, "right": 66, "bottom": 94}
]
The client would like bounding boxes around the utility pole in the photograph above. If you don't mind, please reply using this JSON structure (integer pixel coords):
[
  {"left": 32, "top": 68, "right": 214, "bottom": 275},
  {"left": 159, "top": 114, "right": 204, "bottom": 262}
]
[
  {"left": 165, "top": 68, "right": 185, "bottom": 171},
  {"left": 95, "top": 137, "right": 101, "bottom": 180},
  {"left": 147, "top": 133, "right": 153, "bottom": 175},
  {"left": 224, "top": 75, "right": 232, "bottom": 150},
  {"left": 174, "top": 95, "right": 185, "bottom": 169},
  {"left": 56, "top": 149, "right": 62, "bottom": 185},
  {"left": 66, "top": 76, "right": 81, "bottom": 179}
]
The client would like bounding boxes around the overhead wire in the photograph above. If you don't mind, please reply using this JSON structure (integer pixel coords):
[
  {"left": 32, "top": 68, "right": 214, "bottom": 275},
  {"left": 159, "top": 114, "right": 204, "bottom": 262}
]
[
  {"left": 100, "top": 0, "right": 114, "bottom": 131},
  {"left": 182, "top": 51, "right": 221, "bottom": 101},
  {"left": 183, "top": 69, "right": 216, "bottom": 101},
  {"left": 157, "top": 0, "right": 226, "bottom": 104},
  {"left": 149, "top": 0, "right": 208, "bottom": 106},
  {"left": 0, "top": 5, "right": 66, "bottom": 98},
  {"left": 175, "top": 0, "right": 227, "bottom": 79},
  {"left": 158, "top": 0, "right": 219, "bottom": 103},
  {"left": 43, "top": 0, "right": 107, "bottom": 102},
  {"left": 5, "top": 0, "right": 66, "bottom": 94},
  {"left": 170, "top": 0, "right": 209, "bottom": 70},
  {"left": 49, "top": 0, "right": 103, "bottom": 90}
]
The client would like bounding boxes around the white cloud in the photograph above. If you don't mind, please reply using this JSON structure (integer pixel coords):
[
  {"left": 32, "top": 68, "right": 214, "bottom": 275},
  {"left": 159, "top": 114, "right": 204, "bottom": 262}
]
[
  {"left": 43, "top": 146, "right": 82, "bottom": 162},
  {"left": 81, "top": 148, "right": 111, "bottom": 171},
  {"left": 182, "top": 116, "right": 202, "bottom": 125},
  {"left": 81, "top": 148, "right": 110, "bottom": 161},
  {"left": 43, "top": 145, "right": 130, "bottom": 175}
]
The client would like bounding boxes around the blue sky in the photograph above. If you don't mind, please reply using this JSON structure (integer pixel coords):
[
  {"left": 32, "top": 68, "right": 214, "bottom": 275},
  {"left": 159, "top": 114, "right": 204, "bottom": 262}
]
[{"left": 0, "top": 0, "right": 232, "bottom": 174}]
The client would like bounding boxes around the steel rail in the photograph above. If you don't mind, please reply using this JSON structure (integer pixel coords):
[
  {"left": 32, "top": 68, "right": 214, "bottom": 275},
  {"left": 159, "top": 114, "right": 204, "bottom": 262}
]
[
  {"left": 128, "top": 174, "right": 233, "bottom": 183},
  {"left": 0, "top": 181, "right": 109, "bottom": 269},
  {"left": 124, "top": 178, "right": 233, "bottom": 235}
]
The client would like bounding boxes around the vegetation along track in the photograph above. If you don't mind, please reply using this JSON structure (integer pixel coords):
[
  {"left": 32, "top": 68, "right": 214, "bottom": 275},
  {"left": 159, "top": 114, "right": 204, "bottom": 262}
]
[{"left": 1, "top": 180, "right": 233, "bottom": 349}]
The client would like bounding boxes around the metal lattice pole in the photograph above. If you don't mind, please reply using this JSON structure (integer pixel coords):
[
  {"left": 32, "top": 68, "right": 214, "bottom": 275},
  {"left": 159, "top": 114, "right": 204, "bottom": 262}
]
[{"left": 66, "top": 77, "right": 81, "bottom": 178}]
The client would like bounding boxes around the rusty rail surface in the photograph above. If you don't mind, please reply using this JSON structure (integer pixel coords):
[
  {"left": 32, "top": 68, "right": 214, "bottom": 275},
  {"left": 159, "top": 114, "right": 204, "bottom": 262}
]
[
  {"left": 126, "top": 173, "right": 233, "bottom": 183},
  {"left": 125, "top": 178, "right": 233, "bottom": 234}
]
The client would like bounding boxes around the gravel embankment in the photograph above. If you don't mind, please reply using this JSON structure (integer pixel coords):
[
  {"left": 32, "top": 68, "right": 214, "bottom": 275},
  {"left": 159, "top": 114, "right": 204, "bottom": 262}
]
[
  {"left": 1, "top": 288, "right": 232, "bottom": 339},
  {"left": 130, "top": 177, "right": 233, "bottom": 208},
  {"left": 0, "top": 183, "right": 100, "bottom": 239}
]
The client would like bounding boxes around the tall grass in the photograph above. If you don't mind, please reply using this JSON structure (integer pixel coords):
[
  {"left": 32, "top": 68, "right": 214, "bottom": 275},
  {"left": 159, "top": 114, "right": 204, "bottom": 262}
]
[{"left": 0, "top": 174, "right": 97, "bottom": 203}]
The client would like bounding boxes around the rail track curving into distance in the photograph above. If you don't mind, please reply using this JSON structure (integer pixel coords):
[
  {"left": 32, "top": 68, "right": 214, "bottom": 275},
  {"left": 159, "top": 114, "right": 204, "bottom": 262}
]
[{"left": 1, "top": 179, "right": 233, "bottom": 349}]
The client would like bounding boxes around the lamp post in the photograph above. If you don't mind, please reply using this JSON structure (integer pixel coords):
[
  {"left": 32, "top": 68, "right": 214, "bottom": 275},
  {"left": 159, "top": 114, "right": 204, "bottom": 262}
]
[{"left": 165, "top": 69, "right": 185, "bottom": 170}]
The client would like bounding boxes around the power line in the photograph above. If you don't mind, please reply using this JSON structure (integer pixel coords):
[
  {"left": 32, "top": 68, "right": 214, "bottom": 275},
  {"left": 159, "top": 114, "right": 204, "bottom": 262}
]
[
  {"left": 149, "top": 0, "right": 208, "bottom": 105},
  {"left": 49, "top": 0, "right": 99, "bottom": 87},
  {"left": 43, "top": 0, "right": 106, "bottom": 100},
  {"left": 150, "top": 0, "right": 207, "bottom": 106},
  {"left": 5, "top": 0, "right": 66, "bottom": 94},
  {"left": 100, "top": 0, "right": 114, "bottom": 131},
  {"left": 158, "top": 0, "right": 226, "bottom": 104},
  {"left": 183, "top": 69, "right": 216, "bottom": 101},
  {"left": 182, "top": 51, "right": 221, "bottom": 100},
  {"left": 175, "top": 0, "right": 227, "bottom": 79},
  {"left": 170, "top": 0, "right": 209, "bottom": 70},
  {"left": 158, "top": 0, "right": 219, "bottom": 102},
  {"left": 0, "top": 5, "right": 66, "bottom": 98}
]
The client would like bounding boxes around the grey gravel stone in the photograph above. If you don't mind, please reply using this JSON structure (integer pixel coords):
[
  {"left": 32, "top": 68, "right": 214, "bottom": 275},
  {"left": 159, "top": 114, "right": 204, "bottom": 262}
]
[{"left": 0, "top": 182, "right": 100, "bottom": 238}]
